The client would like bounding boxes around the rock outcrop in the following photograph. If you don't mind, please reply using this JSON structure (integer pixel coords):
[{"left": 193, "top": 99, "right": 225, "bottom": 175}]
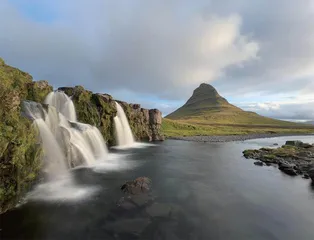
[
  {"left": 243, "top": 141, "right": 314, "bottom": 180},
  {"left": 60, "top": 86, "right": 164, "bottom": 144},
  {"left": 0, "top": 58, "right": 52, "bottom": 213}
]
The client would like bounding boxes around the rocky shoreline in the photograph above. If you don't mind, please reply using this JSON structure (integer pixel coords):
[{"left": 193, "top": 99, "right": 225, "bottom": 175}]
[
  {"left": 243, "top": 141, "right": 314, "bottom": 181},
  {"left": 169, "top": 133, "right": 314, "bottom": 143}
]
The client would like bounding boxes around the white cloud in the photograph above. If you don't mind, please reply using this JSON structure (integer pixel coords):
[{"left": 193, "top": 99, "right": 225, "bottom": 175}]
[
  {"left": 1, "top": 0, "right": 313, "bottom": 121},
  {"left": 239, "top": 99, "right": 314, "bottom": 120},
  {"left": 0, "top": 0, "right": 258, "bottom": 100}
]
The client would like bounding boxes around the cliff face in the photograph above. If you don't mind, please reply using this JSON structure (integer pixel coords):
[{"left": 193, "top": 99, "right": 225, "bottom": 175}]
[
  {"left": 0, "top": 59, "right": 52, "bottom": 213},
  {"left": 116, "top": 101, "right": 164, "bottom": 142},
  {"left": 59, "top": 86, "right": 164, "bottom": 145},
  {"left": 0, "top": 58, "right": 163, "bottom": 213}
]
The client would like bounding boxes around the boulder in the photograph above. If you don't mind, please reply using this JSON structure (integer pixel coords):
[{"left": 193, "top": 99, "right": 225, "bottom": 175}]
[
  {"left": 146, "top": 203, "right": 172, "bottom": 217},
  {"left": 254, "top": 161, "right": 264, "bottom": 166},
  {"left": 285, "top": 140, "right": 303, "bottom": 147},
  {"left": 278, "top": 162, "right": 297, "bottom": 176},
  {"left": 121, "top": 177, "right": 152, "bottom": 195},
  {"left": 301, "top": 143, "right": 313, "bottom": 149},
  {"left": 308, "top": 168, "right": 314, "bottom": 181},
  {"left": 303, "top": 174, "right": 310, "bottom": 179},
  {"left": 104, "top": 218, "right": 151, "bottom": 235}
]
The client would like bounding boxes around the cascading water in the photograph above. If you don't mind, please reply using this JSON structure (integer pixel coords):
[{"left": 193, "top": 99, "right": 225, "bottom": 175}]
[
  {"left": 114, "top": 102, "right": 135, "bottom": 147},
  {"left": 23, "top": 91, "right": 109, "bottom": 180},
  {"left": 45, "top": 91, "right": 77, "bottom": 122}
]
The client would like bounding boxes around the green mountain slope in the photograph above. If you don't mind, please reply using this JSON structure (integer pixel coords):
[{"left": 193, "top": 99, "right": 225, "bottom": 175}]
[{"left": 166, "top": 83, "right": 301, "bottom": 126}]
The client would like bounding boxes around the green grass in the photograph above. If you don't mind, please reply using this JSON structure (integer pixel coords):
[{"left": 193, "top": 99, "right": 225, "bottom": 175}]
[
  {"left": 165, "top": 83, "right": 313, "bottom": 134},
  {"left": 162, "top": 118, "right": 314, "bottom": 137}
]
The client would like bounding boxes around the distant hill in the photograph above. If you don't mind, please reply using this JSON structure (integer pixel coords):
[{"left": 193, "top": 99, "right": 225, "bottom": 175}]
[
  {"left": 166, "top": 83, "right": 304, "bottom": 126},
  {"left": 304, "top": 120, "right": 314, "bottom": 125}
]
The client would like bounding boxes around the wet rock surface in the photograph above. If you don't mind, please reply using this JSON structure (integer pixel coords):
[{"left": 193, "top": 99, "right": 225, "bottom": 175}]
[
  {"left": 121, "top": 177, "right": 152, "bottom": 195},
  {"left": 101, "top": 177, "right": 189, "bottom": 239},
  {"left": 243, "top": 141, "right": 314, "bottom": 180}
]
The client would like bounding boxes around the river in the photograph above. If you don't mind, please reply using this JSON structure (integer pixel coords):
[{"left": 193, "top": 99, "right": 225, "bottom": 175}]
[{"left": 1, "top": 136, "right": 314, "bottom": 240}]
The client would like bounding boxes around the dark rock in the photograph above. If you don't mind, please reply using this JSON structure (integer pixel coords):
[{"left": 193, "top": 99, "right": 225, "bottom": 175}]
[
  {"left": 121, "top": 177, "right": 152, "bottom": 195},
  {"left": 278, "top": 162, "right": 297, "bottom": 176},
  {"left": 146, "top": 203, "right": 172, "bottom": 218},
  {"left": 285, "top": 140, "right": 303, "bottom": 147},
  {"left": 308, "top": 168, "right": 314, "bottom": 181},
  {"left": 273, "top": 143, "right": 279, "bottom": 146},
  {"left": 254, "top": 161, "right": 264, "bottom": 166},
  {"left": 303, "top": 174, "right": 310, "bottom": 179},
  {"left": 130, "top": 103, "right": 141, "bottom": 110},
  {"left": 301, "top": 143, "right": 313, "bottom": 148},
  {"left": 104, "top": 218, "right": 151, "bottom": 235},
  {"left": 117, "top": 197, "right": 137, "bottom": 210},
  {"left": 130, "top": 194, "right": 154, "bottom": 207}
]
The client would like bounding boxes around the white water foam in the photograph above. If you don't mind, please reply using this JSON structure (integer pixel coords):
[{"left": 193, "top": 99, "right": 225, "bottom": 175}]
[{"left": 27, "top": 174, "right": 98, "bottom": 202}]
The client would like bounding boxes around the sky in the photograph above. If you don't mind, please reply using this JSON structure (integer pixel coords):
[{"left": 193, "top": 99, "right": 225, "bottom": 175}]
[{"left": 1, "top": 0, "right": 314, "bottom": 120}]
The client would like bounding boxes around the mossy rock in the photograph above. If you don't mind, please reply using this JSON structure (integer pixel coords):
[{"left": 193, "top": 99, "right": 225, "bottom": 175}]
[
  {"left": 0, "top": 59, "right": 45, "bottom": 213},
  {"left": 59, "top": 86, "right": 118, "bottom": 145}
]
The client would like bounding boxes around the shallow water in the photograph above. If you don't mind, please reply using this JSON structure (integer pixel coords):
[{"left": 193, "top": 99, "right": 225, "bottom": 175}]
[{"left": 1, "top": 136, "right": 314, "bottom": 240}]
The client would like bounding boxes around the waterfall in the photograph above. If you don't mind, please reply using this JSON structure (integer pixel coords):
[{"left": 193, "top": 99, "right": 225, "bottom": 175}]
[
  {"left": 45, "top": 91, "right": 77, "bottom": 122},
  {"left": 23, "top": 91, "right": 109, "bottom": 179},
  {"left": 114, "top": 102, "right": 135, "bottom": 147}
]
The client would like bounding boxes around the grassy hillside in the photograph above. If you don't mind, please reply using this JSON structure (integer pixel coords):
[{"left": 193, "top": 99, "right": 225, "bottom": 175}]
[
  {"left": 164, "top": 83, "right": 314, "bottom": 136},
  {"left": 162, "top": 118, "right": 314, "bottom": 137}
]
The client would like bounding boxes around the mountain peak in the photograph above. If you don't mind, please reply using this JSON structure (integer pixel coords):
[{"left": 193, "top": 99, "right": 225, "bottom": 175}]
[
  {"left": 185, "top": 83, "right": 226, "bottom": 106},
  {"left": 166, "top": 83, "right": 241, "bottom": 119}
]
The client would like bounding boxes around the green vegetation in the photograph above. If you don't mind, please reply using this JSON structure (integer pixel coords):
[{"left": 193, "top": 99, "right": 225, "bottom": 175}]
[
  {"left": 60, "top": 86, "right": 118, "bottom": 145},
  {"left": 60, "top": 87, "right": 161, "bottom": 145},
  {"left": 244, "top": 145, "right": 303, "bottom": 160},
  {"left": 0, "top": 58, "right": 163, "bottom": 213},
  {"left": 162, "top": 118, "right": 314, "bottom": 137},
  {"left": 0, "top": 58, "right": 49, "bottom": 213},
  {"left": 164, "top": 83, "right": 314, "bottom": 137}
]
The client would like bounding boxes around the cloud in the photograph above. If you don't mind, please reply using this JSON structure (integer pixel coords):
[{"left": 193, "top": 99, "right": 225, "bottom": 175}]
[
  {"left": 0, "top": 0, "right": 258, "bottom": 99},
  {"left": 210, "top": 0, "right": 314, "bottom": 96},
  {"left": 239, "top": 100, "right": 314, "bottom": 121},
  {"left": 1, "top": 0, "right": 313, "bottom": 121}
]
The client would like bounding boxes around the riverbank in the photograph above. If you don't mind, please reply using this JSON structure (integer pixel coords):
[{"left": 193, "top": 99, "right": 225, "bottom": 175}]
[
  {"left": 243, "top": 140, "right": 314, "bottom": 180},
  {"left": 169, "top": 133, "right": 314, "bottom": 143}
]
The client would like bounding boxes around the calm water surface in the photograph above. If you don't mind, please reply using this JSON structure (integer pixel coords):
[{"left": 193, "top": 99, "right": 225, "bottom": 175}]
[{"left": 1, "top": 136, "right": 314, "bottom": 240}]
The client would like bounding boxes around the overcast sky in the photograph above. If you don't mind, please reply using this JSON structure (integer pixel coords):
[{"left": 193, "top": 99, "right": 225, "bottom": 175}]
[{"left": 1, "top": 0, "right": 313, "bottom": 120}]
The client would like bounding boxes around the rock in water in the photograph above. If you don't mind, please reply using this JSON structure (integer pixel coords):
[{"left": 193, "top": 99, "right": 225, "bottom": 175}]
[
  {"left": 308, "top": 168, "right": 314, "bottom": 181},
  {"left": 254, "top": 161, "right": 264, "bottom": 166},
  {"left": 121, "top": 177, "right": 152, "bottom": 195},
  {"left": 146, "top": 203, "right": 172, "bottom": 217},
  {"left": 104, "top": 218, "right": 151, "bottom": 236},
  {"left": 285, "top": 140, "right": 305, "bottom": 147},
  {"left": 278, "top": 162, "right": 297, "bottom": 176}
]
